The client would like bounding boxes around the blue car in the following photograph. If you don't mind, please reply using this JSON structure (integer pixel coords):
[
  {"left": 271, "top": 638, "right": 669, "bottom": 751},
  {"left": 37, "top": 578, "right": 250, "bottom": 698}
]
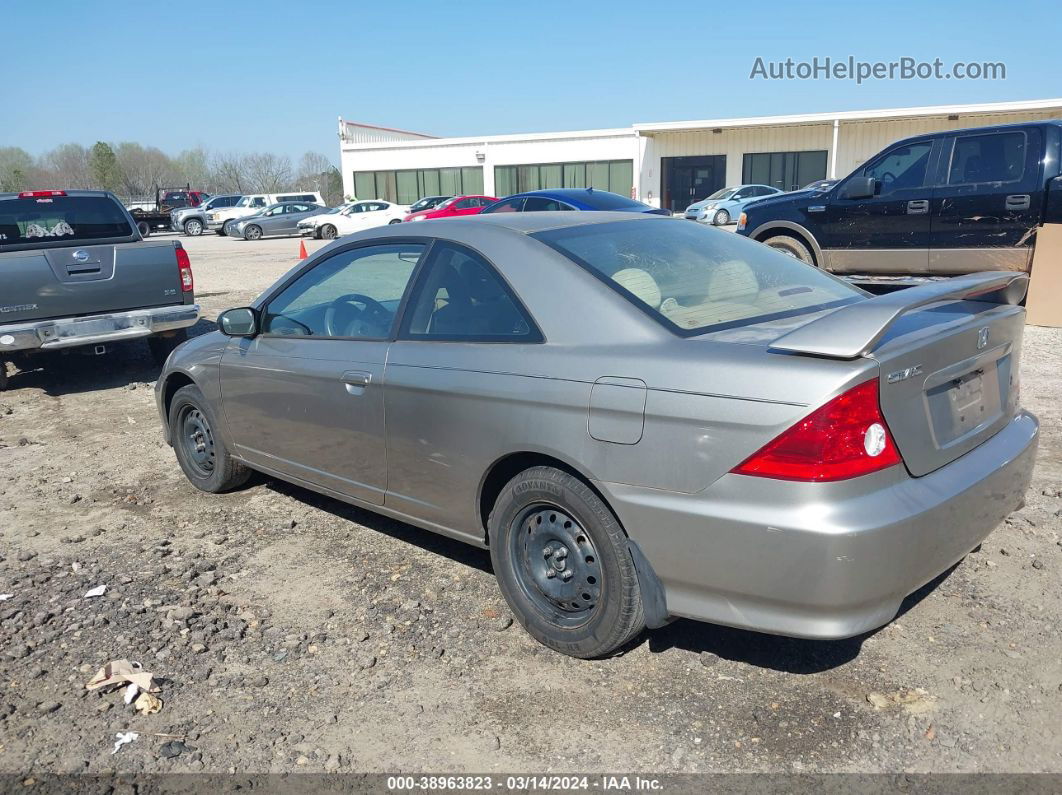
[
  {"left": 684, "top": 184, "right": 783, "bottom": 225},
  {"left": 481, "top": 188, "right": 671, "bottom": 215}
]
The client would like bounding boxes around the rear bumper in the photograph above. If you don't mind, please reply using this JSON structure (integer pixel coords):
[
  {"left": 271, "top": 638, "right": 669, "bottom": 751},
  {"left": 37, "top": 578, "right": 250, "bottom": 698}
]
[
  {"left": 604, "top": 410, "right": 1039, "bottom": 639},
  {"left": 0, "top": 304, "right": 200, "bottom": 353}
]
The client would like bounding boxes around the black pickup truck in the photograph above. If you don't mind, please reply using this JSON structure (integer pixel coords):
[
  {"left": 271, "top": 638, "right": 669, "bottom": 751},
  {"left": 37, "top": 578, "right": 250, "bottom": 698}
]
[
  {"left": 0, "top": 190, "right": 199, "bottom": 390},
  {"left": 736, "top": 120, "right": 1062, "bottom": 282}
]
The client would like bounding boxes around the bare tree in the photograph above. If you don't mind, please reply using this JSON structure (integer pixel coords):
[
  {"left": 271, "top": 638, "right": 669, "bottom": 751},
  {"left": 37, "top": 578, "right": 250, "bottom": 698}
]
[
  {"left": 0, "top": 147, "right": 36, "bottom": 191},
  {"left": 244, "top": 152, "right": 293, "bottom": 193},
  {"left": 42, "top": 143, "right": 93, "bottom": 188},
  {"left": 173, "top": 147, "right": 211, "bottom": 191},
  {"left": 115, "top": 142, "right": 175, "bottom": 197},
  {"left": 210, "top": 152, "right": 248, "bottom": 193}
]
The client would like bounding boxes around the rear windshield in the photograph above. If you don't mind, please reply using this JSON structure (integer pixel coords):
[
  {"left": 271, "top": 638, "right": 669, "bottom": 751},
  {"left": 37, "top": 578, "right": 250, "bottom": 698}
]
[
  {"left": 532, "top": 219, "right": 861, "bottom": 335},
  {"left": 0, "top": 195, "right": 133, "bottom": 249}
]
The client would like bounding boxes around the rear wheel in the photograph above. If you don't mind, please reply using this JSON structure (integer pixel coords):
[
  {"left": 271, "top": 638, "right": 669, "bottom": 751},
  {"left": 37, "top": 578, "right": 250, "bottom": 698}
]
[
  {"left": 320, "top": 224, "right": 337, "bottom": 240},
  {"left": 488, "top": 466, "right": 645, "bottom": 658},
  {"left": 762, "top": 233, "right": 815, "bottom": 266},
  {"left": 184, "top": 218, "right": 203, "bottom": 236},
  {"left": 168, "top": 384, "right": 251, "bottom": 493},
  {"left": 137, "top": 221, "right": 151, "bottom": 238},
  {"left": 713, "top": 209, "right": 731, "bottom": 225},
  {"left": 148, "top": 328, "right": 188, "bottom": 366},
  {"left": 244, "top": 224, "right": 262, "bottom": 241},
  {"left": 388, "top": 218, "right": 402, "bottom": 225}
]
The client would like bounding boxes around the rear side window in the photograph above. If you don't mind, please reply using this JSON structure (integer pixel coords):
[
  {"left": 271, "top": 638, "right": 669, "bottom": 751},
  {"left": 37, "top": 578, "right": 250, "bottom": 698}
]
[
  {"left": 948, "top": 132, "right": 1026, "bottom": 185},
  {"left": 482, "top": 198, "right": 524, "bottom": 213},
  {"left": 0, "top": 195, "right": 132, "bottom": 250},
  {"left": 533, "top": 219, "right": 861, "bottom": 335},
  {"left": 523, "top": 197, "right": 575, "bottom": 211}
]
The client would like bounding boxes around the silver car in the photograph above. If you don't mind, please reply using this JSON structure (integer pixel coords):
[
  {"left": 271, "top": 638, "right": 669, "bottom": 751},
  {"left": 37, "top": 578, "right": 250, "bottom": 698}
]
[
  {"left": 228, "top": 201, "right": 324, "bottom": 241},
  {"left": 156, "top": 213, "right": 1038, "bottom": 658}
]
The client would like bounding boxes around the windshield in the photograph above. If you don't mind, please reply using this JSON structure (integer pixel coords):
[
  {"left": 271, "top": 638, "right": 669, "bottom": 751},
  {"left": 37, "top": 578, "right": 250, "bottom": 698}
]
[
  {"left": 235, "top": 196, "right": 258, "bottom": 207},
  {"left": 532, "top": 219, "right": 861, "bottom": 335},
  {"left": 705, "top": 187, "right": 738, "bottom": 201},
  {"left": 0, "top": 195, "right": 133, "bottom": 250}
]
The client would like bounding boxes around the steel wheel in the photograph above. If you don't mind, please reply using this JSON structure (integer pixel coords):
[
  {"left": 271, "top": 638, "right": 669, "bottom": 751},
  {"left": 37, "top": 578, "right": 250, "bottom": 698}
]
[
  {"left": 320, "top": 224, "right": 337, "bottom": 240},
  {"left": 184, "top": 218, "right": 203, "bottom": 236},
  {"left": 245, "top": 225, "right": 262, "bottom": 241},
  {"left": 509, "top": 503, "right": 603, "bottom": 627},
  {"left": 178, "top": 405, "right": 216, "bottom": 479}
]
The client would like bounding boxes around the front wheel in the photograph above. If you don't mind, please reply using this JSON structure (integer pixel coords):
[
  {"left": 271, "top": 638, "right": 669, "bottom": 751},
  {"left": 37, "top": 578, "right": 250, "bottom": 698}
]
[
  {"left": 319, "top": 224, "right": 337, "bottom": 240},
  {"left": 712, "top": 209, "right": 731, "bottom": 225},
  {"left": 168, "top": 384, "right": 252, "bottom": 493},
  {"left": 137, "top": 221, "right": 151, "bottom": 237},
  {"left": 762, "top": 234, "right": 815, "bottom": 265},
  {"left": 148, "top": 328, "right": 188, "bottom": 366},
  {"left": 184, "top": 218, "right": 203, "bottom": 236},
  {"left": 488, "top": 466, "right": 645, "bottom": 658},
  {"left": 244, "top": 225, "right": 262, "bottom": 241}
]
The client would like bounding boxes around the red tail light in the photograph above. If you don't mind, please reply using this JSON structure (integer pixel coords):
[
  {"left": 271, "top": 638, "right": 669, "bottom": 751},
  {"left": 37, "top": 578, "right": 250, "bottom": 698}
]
[
  {"left": 19, "top": 190, "right": 66, "bottom": 198},
  {"left": 731, "top": 379, "right": 901, "bottom": 482},
  {"left": 175, "top": 245, "right": 194, "bottom": 292}
]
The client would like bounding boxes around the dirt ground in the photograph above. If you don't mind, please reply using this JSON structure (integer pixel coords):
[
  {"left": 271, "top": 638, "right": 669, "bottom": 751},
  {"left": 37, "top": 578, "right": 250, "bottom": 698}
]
[{"left": 1, "top": 231, "right": 1060, "bottom": 776}]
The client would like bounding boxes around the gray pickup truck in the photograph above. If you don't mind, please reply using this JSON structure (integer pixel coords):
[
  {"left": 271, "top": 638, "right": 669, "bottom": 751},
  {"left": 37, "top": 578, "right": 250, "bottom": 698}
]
[{"left": 0, "top": 190, "right": 200, "bottom": 390}]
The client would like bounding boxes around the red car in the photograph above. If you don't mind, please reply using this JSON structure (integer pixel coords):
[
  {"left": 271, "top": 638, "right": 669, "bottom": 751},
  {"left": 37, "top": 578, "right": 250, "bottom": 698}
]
[{"left": 404, "top": 195, "right": 499, "bottom": 222}]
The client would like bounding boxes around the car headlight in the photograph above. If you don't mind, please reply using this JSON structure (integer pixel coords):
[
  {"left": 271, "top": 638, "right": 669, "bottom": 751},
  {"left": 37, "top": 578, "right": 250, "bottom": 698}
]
[{"left": 705, "top": 204, "right": 716, "bottom": 211}]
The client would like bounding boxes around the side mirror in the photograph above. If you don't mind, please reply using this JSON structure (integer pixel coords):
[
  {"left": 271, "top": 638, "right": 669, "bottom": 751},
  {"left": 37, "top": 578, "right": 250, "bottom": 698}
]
[
  {"left": 219, "top": 307, "right": 258, "bottom": 337},
  {"left": 840, "top": 176, "right": 877, "bottom": 200}
]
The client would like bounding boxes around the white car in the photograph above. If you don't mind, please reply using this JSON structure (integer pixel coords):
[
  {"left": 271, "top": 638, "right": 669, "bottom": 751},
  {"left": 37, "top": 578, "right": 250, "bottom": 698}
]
[
  {"left": 297, "top": 200, "right": 408, "bottom": 239},
  {"left": 207, "top": 191, "right": 325, "bottom": 235}
]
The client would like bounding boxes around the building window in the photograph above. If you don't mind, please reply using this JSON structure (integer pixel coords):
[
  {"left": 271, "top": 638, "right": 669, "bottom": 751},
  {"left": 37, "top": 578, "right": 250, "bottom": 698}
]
[
  {"left": 742, "top": 151, "right": 828, "bottom": 192},
  {"left": 494, "top": 160, "right": 634, "bottom": 197},
  {"left": 352, "top": 167, "right": 485, "bottom": 204}
]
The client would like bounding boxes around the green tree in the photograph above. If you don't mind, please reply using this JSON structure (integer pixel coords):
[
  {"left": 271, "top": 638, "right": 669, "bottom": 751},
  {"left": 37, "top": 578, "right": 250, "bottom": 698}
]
[
  {"left": 0, "top": 147, "right": 34, "bottom": 191},
  {"left": 89, "top": 141, "right": 121, "bottom": 191}
]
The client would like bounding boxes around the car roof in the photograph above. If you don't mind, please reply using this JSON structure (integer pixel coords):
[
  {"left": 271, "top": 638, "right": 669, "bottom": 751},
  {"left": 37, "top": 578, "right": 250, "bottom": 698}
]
[{"left": 375, "top": 209, "right": 666, "bottom": 235}]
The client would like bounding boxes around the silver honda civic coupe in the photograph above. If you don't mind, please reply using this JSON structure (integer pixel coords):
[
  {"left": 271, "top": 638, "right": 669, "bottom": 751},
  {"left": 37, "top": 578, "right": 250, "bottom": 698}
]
[{"left": 155, "top": 212, "right": 1038, "bottom": 658}]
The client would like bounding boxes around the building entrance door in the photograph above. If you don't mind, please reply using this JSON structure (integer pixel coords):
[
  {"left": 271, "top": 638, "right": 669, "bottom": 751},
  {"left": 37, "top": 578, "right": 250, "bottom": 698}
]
[{"left": 662, "top": 155, "right": 726, "bottom": 213}]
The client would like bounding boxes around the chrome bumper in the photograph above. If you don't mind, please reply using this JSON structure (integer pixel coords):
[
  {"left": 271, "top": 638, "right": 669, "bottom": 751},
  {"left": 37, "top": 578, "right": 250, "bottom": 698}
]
[{"left": 0, "top": 304, "right": 200, "bottom": 353}]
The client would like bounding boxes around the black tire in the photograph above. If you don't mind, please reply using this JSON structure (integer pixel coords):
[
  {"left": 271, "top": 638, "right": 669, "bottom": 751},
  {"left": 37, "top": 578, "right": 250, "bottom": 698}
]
[
  {"left": 712, "top": 208, "right": 731, "bottom": 225},
  {"left": 137, "top": 221, "right": 151, "bottom": 238},
  {"left": 148, "top": 328, "right": 188, "bottom": 366},
  {"left": 215, "top": 227, "right": 227, "bottom": 236},
  {"left": 168, "top": 384, "right": 251, "bottom": 493},
  {"left": 488, "top": 466, "right": 645, "bottom": 658},
  {"left": 320, "top": 224, "right": 337, "bottom": 240},
  {"left": 762, "top": 233, "right": 816, "bottom": 265},
  {"left": 244, "top": 224, "right": 262, "bottom": 241},
  {"left": 0, "top": 361, "right": 8, "bottom": 391},
  {"left": 387, "top": 218, "right": 402, "bottom": 225},
  {"left": 184, "top": 218, "right": 204, "bottom": 236}
]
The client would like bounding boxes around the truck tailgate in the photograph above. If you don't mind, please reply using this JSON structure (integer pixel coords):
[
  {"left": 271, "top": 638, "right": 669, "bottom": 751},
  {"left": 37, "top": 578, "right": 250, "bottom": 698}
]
[{"left": 2, "top": 240, "right": 183, "bottom": 323}]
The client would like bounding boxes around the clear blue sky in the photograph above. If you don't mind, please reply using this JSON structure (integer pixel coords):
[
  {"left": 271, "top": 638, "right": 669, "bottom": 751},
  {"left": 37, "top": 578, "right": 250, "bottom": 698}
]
[{"left": 3, "top": 0, "right": 1057, "bottom": 166}]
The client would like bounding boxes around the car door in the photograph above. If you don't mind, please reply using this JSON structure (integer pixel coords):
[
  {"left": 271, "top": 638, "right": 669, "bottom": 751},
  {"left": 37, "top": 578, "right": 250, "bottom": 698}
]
[
  {"left": 257, "top": 204, "right": 287, "bottom": 235},
  {"left": 279, "top": 203, "right": 315, "bottom": 236},
  {"left": 817, "top": 137, "right": 939, "bottom": 273},
  {"left": 336, "top": 202, "right": 371, "bottom": 233},
  {"left": 219, "top": 241, "right": 428, "bottom": 504},
  {"left": 929, "top": 127, "right": 1044, "bottom": 273},
  {"left": 448, "top": 197, "right": 480, "bottom": 217},
  {"left": 383, "top": 241, "right": 545, "bottom": 536}
]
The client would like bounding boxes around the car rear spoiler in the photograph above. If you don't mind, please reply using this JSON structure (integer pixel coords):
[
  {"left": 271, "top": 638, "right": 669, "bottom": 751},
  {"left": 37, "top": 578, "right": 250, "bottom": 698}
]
[{"left": 769, "top": 271, "right": 1029, "bottom": 360}]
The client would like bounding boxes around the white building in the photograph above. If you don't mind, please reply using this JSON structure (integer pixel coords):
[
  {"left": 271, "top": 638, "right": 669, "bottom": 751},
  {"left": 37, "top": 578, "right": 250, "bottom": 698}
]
[{"left": 338, "top": 98, "right": 1062, "bottom": 214}]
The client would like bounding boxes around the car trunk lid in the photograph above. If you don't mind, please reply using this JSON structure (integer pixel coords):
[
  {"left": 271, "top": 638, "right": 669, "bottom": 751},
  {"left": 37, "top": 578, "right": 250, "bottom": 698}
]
[{"left": 765, "top": 272, "right": 1028, "bottom": 476}]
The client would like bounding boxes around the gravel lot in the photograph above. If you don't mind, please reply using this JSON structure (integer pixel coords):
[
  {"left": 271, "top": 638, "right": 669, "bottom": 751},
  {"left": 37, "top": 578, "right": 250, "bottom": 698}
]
[{"left": 1, "top": 231, "right": 1060, "bottom": 775}]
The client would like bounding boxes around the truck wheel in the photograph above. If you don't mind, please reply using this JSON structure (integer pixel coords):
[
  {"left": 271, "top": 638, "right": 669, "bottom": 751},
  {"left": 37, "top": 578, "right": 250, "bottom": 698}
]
[
  {"left": 320, "top": 224, "right": 337, "bottom": 240},
  {"left": 488, "top": 466, "right": 645, "bottom": 658},
  {"left": 762, "top": 234, "right": 815, "bottom": 266},
  {"left": 169, "top": 384, "right": 252, "bottom": 493},
  {"left": 184, "top": 218, "right": 204, "bottom": 236},
  {"left": 148, "top": 328, "right": 188, "bottom": 366},
  {"left": 137, "top": 221, "right": 151, "bottom": 238},
  {"left": 0, "top": 361, "right": 8, "bottom": 391},
  {"left": 244, "top": 225, "right": 262, "bottom": 241}
]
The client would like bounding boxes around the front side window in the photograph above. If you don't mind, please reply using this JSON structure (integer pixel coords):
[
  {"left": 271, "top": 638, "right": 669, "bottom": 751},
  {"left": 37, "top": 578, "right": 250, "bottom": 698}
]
[
  {"left": 861, "top": 142, "right": 932, "bottom": 195},
  {"left": 523, "top": 197, "right": 574, "bottom": 211},
  {"left": 481, "top": 198, "right": 524, "bottom": 213},
  {"left": 948, "top": 132, "right": 1026, "bottom": 185},
  {"left": 533, "top": 219, "right": 861, "bottom": 335},
  {"left": 400, "top": 243, "right": 541, "bottom": 342},
  {"left": 263, "top": 243, "right": 425, "bottom": 339}
]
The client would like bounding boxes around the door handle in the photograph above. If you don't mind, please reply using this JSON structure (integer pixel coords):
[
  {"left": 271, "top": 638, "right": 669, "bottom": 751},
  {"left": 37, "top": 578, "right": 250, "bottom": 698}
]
[
  {"left": 906, "top": 200, "right": 929, "bottom": 215},
  {"left": 341, "top": 370, "right": 372, "bottom": 394},
  {"left": 1005, "top": 194, "right": 1031, "bottom": 211}
]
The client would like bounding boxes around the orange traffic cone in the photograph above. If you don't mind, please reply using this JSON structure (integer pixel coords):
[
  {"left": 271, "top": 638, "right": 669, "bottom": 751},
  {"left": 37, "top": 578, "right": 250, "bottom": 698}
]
[{"left": 298, "top": 239, "right": 308, "bottom": 260}]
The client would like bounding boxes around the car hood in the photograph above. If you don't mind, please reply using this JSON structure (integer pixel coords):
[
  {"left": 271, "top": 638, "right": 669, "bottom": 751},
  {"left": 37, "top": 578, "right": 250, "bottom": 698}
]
[{"left": 743, "top": 189, "right": 815, "bottom": 212}]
